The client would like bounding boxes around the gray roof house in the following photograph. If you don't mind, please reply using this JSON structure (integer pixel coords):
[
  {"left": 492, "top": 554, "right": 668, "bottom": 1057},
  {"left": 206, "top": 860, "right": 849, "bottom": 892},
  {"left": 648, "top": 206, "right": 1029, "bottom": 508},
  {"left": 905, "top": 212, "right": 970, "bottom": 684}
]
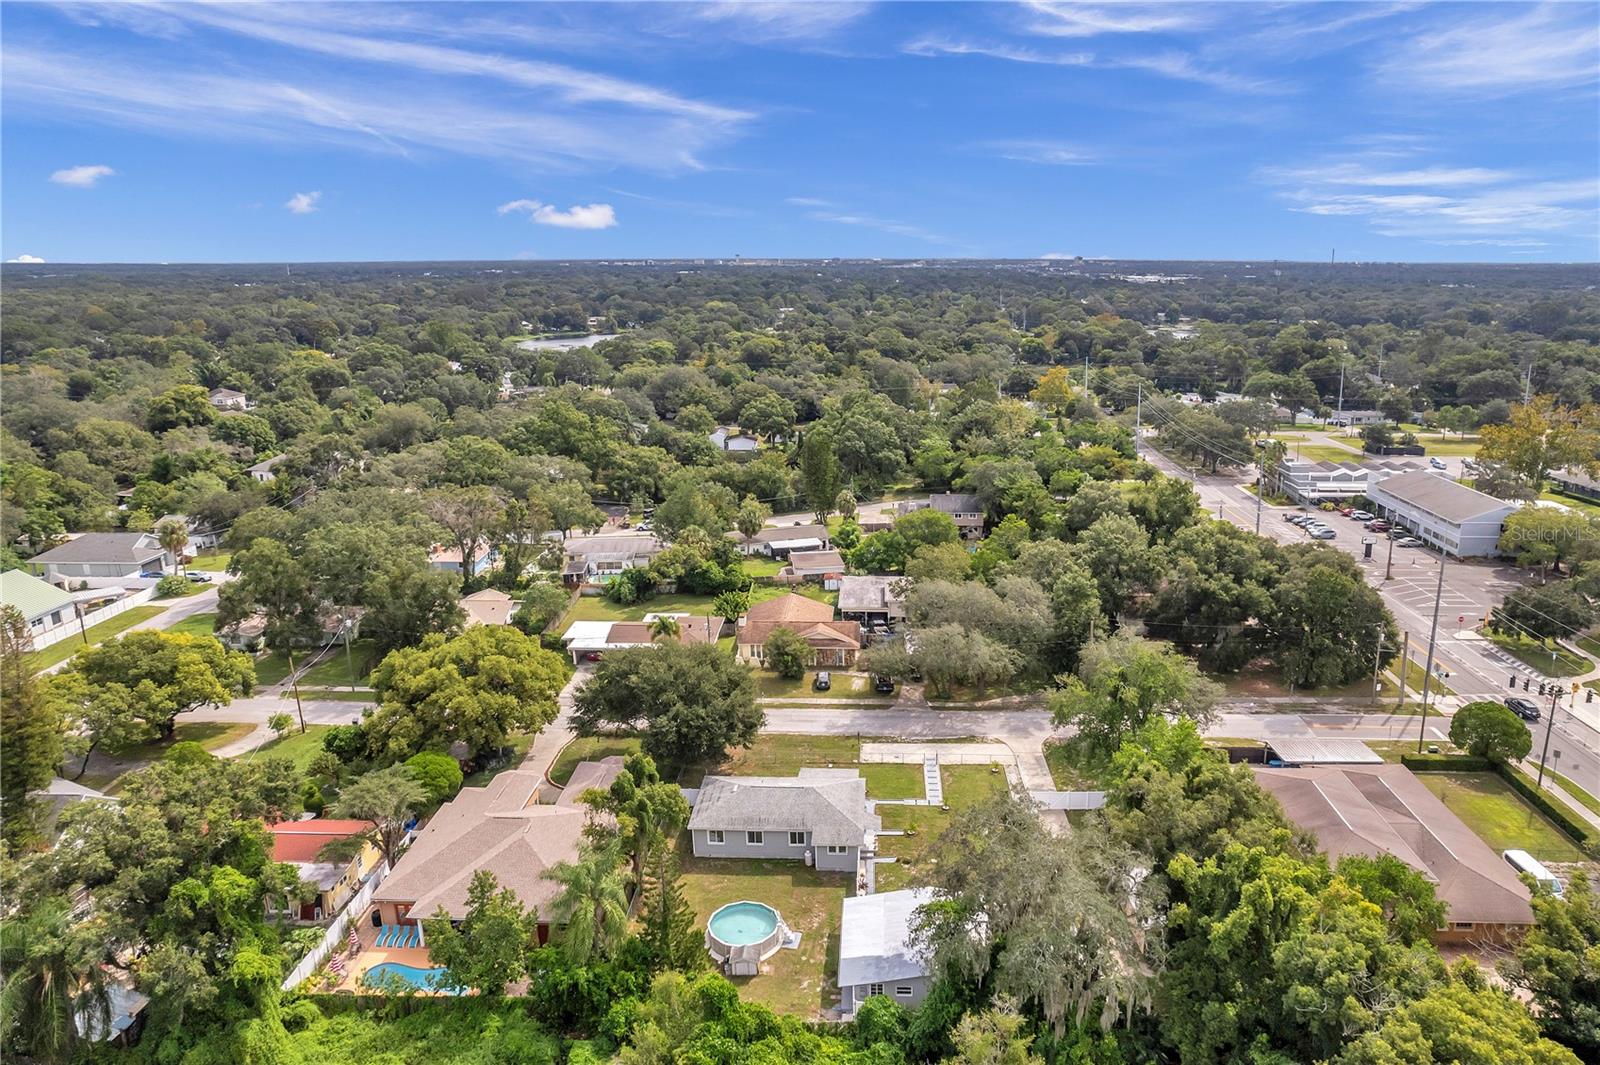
[
  {"left": 560, "top": 532, "right": 665, "bottom": 587},
  {"left": 247, "top": 454, "right": 287, "bottom": 483},
  {"left": 836, "top": 575, "right": 907, "bottom": 624},
  {"left": 839, "top": 888, "right": 936, "bottom": 1014},
  {"left": 23, "top": 533, "right": 169, "bottom": 584},
  {"left": 898, "top": 493, "right": 986, "bottom": 539},
  {"left": 688, "top": 769, "right": 880, "bottom": 874}
]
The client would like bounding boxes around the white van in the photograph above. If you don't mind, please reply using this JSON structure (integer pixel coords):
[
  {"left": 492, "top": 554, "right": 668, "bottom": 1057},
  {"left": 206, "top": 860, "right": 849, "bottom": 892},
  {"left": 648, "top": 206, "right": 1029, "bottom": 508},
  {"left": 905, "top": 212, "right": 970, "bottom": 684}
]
[{"left": 1503, "top": 849, "right": 1564, "bottom": 897}]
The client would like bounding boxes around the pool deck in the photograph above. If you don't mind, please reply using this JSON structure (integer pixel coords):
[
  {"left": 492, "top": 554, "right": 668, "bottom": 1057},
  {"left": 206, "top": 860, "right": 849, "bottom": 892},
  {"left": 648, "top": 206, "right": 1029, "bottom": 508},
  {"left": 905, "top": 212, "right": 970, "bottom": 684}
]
[{"left": 333, "top": 922, "right": 437, "bottom": 992}]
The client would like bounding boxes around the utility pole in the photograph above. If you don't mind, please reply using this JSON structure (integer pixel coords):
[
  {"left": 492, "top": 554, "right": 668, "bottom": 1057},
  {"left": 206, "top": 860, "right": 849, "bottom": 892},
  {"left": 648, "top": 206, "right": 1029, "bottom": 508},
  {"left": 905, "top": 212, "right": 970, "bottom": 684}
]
[
  {"left": 1254, "top": 474, "right": 1263, "bottom": 535},
  {"left": 1370, "top": 627, "right": 1387, "bottom": 705},
  {"left": 1336, "top": 359, "right": 1345, "bottom": 427},
  {"left": 341, "top": 616, "right": 358, "bottom": 693},
  {"left": 1396, "top": 631, "right": 1410, "bottom": 711},
  {"left": 1414, "top": 558, "right": 1447, "bottom": 753},
  {"left": 1384, "top": 528, "right": 1397, "bottom": 581},
  {"left": 1536, "top": 686, "right": 1564, "bottom": 789},
  {"left": 1083, "top": 357, "right": 1090, "bottom": 394}
]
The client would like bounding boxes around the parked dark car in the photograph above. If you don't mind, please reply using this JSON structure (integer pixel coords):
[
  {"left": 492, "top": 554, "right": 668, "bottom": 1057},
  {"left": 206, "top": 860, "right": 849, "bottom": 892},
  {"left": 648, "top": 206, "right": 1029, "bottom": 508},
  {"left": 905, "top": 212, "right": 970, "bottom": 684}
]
[
  {"left": 1505, "top": 697, "right": 1541, "bottom": 722},
  {"left": 873, "top": 675, "right": 895, "bottom": 694},
  {"left": 813, "top": 671, "right": 832, "bottom": 691}
]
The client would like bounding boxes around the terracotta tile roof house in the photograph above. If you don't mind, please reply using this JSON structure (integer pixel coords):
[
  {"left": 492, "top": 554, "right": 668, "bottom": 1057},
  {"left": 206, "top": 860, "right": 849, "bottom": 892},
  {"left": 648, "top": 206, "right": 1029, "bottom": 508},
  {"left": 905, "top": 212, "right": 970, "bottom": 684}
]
[
  {"left": 688, "top": 768, "right": 879, "bottom": 873},
  {"left": 460, "top": 588, "right": 516, "bottom": 627},
  {"left": 1253, "top": 764, "right": 1533, "bottom": 944},
  {"left": 266, "top": 819, "right": 382, "bottom": 923},
  {"left": 735, "top": 592, "right": 861, "bottom": 667},
  {"left": 371, "top": 770, "right": 587, "bottom": 938}
]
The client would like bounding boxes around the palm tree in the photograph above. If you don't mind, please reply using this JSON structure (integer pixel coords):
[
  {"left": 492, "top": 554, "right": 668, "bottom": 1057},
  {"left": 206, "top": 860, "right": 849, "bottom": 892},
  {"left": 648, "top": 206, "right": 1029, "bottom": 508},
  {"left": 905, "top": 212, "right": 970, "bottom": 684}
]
[
  {"left": 154, "top": 518, "right": 189, "bottom": 576},
  {"left": 648, "top": 615, "right": 681, "bottom": 643},
  {"left": 545, "top": 841, "right": 631, "bottom": 964},
  {"left": 0, "top": 900, "right": 109, "bottom": 1063}
]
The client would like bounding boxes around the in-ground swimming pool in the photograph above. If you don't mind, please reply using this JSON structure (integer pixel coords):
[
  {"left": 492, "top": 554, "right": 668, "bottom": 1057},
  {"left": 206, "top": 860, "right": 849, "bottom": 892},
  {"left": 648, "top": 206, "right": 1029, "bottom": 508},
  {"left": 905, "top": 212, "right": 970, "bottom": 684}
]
[
  {"left": 360, "top": 962, "right": 465, "bottom": 995},
  {"left": 706, "top": 901, "right": 786, "bottom": 975}
]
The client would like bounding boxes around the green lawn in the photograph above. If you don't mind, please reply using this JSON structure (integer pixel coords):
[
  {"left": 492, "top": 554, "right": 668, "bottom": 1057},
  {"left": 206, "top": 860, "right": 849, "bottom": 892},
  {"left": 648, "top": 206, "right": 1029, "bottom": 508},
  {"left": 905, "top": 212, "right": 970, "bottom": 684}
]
[
  {"left": 253, "top": 651, "right": 294, "bottom": 686},
  {"left": 250, "top": 725, "right": 333, "bottom": 770},
  {"left": 1415, "top": 772, "right": 1586, "bottom": 863},
  {"left": 188, "top": 552, "right": 232, "bottom": 571},
  {"left": 1365, "top": 739, "right": 1465, "bottom": 763},
  {"left": 1534, "top": 765, "right": 1600, "bottom": 819},
  {"left": 1542, "top": 490, "right": 1600, "bottom": 518},
  {"left": 77, "top": 720, "right": 258, "bottom": 791},
  {"left": 755, "top": 670, "right": 881, "bottom": 700},
  {"left": 859, "top": 763, "right": 924, "bottom": 800},
  {"left": 1489, "top": 633, "right": 1592, "bottom": 677},
  {"left": 1419, "top": 441, "right": 1481, "bottom": 457},
  {"left": 289, "top": 689, "right": 376, "bottom": 703},
  {"left": 874, "top": 766, "right": 1010, "bottom": 892},
  {"left": 154, "top": 581, "right": 206, "bottom": 599},
  {"left": 461, "top": 732, "right": 538, "bottom": 789},
  {"left": 742, "top": 557, "right": 786, "bottom": 578},
  {"left": 297, "top": 640, "right": 380, "bottom": 687},
  {"left": 24, "top": 605, "right": 167, "bottom": 673},
  {"left": 674, "top": 841, "right": 850, "bottom": 1017},
  {"left": 548, "top": 736, "right": 644, "bottom": 786},
  {"left": 1289, "top": 443, "right": 1367, "bottom": 463},
  {"left": 164, "top": 611, "right": 219, "bottom": 637}
]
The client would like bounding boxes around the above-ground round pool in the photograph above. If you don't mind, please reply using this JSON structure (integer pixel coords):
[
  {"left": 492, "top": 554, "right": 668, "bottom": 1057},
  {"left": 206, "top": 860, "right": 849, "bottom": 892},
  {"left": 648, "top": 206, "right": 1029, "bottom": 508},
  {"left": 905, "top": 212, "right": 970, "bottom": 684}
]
[
  {"left": 360, "top": 961, "right": 465, "bottom": 995},
  {"left": 706, "top": 901, "right": 786, "bottom": 976}
]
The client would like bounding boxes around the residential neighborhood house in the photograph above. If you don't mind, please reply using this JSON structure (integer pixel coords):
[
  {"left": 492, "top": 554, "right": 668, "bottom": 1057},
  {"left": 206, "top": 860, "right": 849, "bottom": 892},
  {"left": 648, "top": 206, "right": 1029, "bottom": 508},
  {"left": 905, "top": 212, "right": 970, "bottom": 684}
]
[
  {"left": 369, "top": 769, "right": 590, "bottom": 943},
  {"left": 1, "top": 569, "right": 149, "bottom": 649},
  {"left": 247, "top": 454, "right": 287, "bottom": 483},
  {"left": 735, "top": 592, "right": 862, "bottom": 667},
  {"left": 779, "top": 549, "right": 847, "bottom": 588},
  {"left": 736, "top": 523, "right": 830, "bottom": 558},
  {"left": 836, "top": 575, "right": 907, "bottom": 626},
  {"left": 687, "top": 769, "right": 880, "bottom": 873},
  {"left": 155, "top": 513, "right": 222, "bottom": 552},
  {"left": 560, "top": 532, "right": 665, "bottom": 587},
  {"left": 709, "top": 426, "right": 759, "bottom": 453},
  {"left": 207, "top": 387, "right": 251, "bottom": 410},
  {"left": 560, "top": 615, "right": 725, "bottom": 664},
  {"left": 266, "top": 819, "right": 383, "bottom": 923},
  {"left": 1253, "top": 763, "right": 1533, "bottom": 945},
  {"left": 896, "top": 493, "right": 986, "bottom": 540},
  {"left": 459, "top": 588, "right": 516, "bottom": 627},
  {"left": 22, "top": 532, "right": 169, "bottom": 585},
  {"left": 838, "top": 887, "right": 936, "bottom": 1014},
  {"left": 428, "top": 541, "right": 499, "bottom": 577}
]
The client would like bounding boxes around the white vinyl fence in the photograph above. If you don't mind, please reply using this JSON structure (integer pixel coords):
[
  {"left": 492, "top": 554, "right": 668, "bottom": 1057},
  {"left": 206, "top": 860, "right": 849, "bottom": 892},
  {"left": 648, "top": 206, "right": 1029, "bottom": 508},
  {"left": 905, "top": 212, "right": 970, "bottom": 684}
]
[
  {"left": 280, "top": 860, "right": 390, "bottom": 991},
  {"left": 30, "top": 586, "right": 156, "bottom": 650}
]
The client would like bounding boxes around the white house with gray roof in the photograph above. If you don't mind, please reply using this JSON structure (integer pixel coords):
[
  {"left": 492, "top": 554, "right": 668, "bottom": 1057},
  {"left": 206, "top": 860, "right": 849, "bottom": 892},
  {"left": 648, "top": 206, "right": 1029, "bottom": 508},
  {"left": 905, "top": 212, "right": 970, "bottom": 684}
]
[
  {"left": 23, "top": 533, "right": 169, "bottom": 585},
  {"left": 838, "top": 888, "right": 936, "bottom": 1015},
  {"left": 687, "top": 769, "right": 879, "bottom": 872},
  {"left": 836, "top": 575, "right": 907, "bottom": 625},
  {"left": 1366, "top": 470, "right": 1517, "bottom": 557}
]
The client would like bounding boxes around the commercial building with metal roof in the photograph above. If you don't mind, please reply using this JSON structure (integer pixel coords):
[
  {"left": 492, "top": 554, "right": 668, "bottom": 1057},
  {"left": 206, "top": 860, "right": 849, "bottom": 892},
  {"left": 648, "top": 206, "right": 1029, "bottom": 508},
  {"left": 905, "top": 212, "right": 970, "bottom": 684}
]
[
  {"left": 1264, "top": 738, "right": 1384, "bottom": 766},
  {"left": 1366, "top": 470, "right": 1518, "bottom": 557}
]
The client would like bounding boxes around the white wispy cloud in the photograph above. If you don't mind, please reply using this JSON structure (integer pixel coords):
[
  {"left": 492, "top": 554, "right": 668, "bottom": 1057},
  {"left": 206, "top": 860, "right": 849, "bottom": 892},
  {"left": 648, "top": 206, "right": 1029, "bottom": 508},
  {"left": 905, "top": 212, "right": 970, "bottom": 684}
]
[
  {"left": 50, "top": 163, "right": 114, "bottom": 187},
  {"left": 3, "top": 47, "right": 733, "bottom": 172},
  {"left": 794, "top": 201, "right": 949, "bottom": 244},
  {"left": 6, "top": 254, "right": 46, "bottom": 263},
  {"left": 1022, "top": 2, "right": 1209, "bottom": 38},
  {"left": 902, "top": 35, "right": 1272, "bottom": 92},
  {"left": 1263, "top": 147, "right": 1598, "bottom": 242},
  {"left": 1376, "top": 3, "right": 1600, "bottom": 95},
  {"left": 285, "top": 191, "right": 322, "bottom": 214},
  {"left": 498, "top": 199, "right": 618, "bottom": 229},
  {"left": 687, "top": 2, "right": 872, "bottom": 41},
  {"left": 979, "top": 139, "right": 1095, "bottom": 166}
]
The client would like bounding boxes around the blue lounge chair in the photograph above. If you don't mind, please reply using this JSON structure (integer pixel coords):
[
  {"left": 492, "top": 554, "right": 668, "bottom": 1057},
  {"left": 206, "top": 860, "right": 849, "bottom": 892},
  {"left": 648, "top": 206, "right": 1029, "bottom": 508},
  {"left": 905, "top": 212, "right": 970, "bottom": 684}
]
[
  {"left": 403, "top": 926, "right": 417, "bottom": 948},
  {"left": 381, "top": 925, "right": 397, "bottom": 948},
  {"left": 376, "top": 926, "right": 391, "bottom": 947}
]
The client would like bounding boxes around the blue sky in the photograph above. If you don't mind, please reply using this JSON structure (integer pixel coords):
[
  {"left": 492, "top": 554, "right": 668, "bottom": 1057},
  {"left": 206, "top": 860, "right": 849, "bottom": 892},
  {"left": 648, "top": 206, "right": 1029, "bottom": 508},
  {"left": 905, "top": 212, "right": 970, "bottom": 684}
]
[{"left": 3, "top": 1, "right": 1596, "bottom": 263}]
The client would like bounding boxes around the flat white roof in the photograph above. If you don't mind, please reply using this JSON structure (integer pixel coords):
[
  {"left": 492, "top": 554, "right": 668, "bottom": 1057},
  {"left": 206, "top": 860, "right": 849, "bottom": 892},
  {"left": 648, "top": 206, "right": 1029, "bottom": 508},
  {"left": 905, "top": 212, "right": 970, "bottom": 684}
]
[{"left": 1266, "top": 738, "right": 1382, "bottom": 765}]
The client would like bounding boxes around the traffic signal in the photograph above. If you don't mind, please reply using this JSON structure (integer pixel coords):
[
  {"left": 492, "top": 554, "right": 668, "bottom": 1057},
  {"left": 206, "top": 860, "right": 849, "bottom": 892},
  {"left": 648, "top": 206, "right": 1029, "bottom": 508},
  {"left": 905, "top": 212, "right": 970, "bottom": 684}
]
[{"left": 1509, "top": 674, "right": 1517, "bottom": 687}]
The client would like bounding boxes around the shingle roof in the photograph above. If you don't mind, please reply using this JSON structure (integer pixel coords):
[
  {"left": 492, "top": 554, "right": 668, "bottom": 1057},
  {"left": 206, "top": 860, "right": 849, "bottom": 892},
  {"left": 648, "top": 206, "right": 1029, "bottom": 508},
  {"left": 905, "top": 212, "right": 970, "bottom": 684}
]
[
  {"left": 838, "top": 888, "right": 935, "bottom": 986},
  {"left": 26, "top": 533, "right": 164, "bottom": 566},
  {"left": 786, "top": 549, "right": 846, "bottom": 573},
  {"left": 373, "top": 771, "right": 589, "bottom": 920},
  {"left": 1253, "top": 764, "right": 1533, "bottom": 927},
  {"left": 564, "top": 533, "right": 664, "bottom": 559},
  {"left": 1369, "top": 470, "right": 1516, "bottom": 525},
  {"left": 0, "top": 569, "right": 74, "bottom": 618},
  {"left": 745, "top": 593, "right": 834, "bottom": 626},
  {"left": 460, "top": 588, "right": 516, "bottom": 626},
  {"left": 557, "top": 757, "right": 626, "bottom": 806},
  {"left": 688, "top": 769, "right": 879, "bottom": 846},
  {"left": 930, "top": 492, "right": 983, "bottom": 515}
]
